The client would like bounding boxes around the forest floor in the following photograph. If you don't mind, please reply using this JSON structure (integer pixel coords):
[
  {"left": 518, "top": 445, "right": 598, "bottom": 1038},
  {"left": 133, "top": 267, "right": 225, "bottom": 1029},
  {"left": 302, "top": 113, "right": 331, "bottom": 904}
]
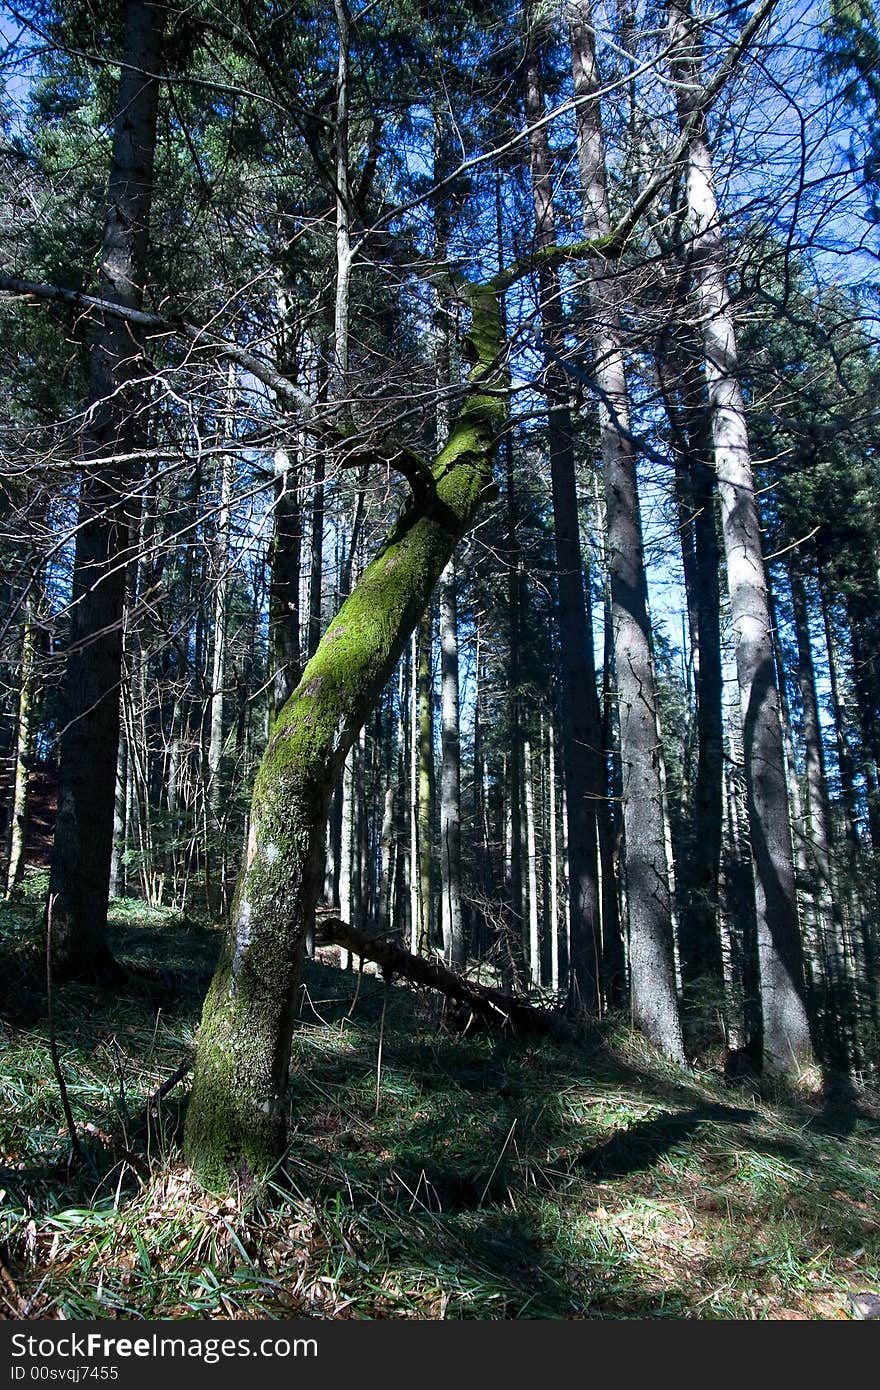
[{"left": 1, "top": 872, "right": 879, "bottom": 1320}]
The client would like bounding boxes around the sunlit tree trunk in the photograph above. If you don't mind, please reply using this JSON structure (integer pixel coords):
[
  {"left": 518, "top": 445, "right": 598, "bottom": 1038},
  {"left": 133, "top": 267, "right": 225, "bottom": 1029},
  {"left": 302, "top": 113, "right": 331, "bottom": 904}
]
[
  {"left": 568, "top": 4, "right": 683, "bottom": 1056},
  {"left": 524, "top": 737, "right": 540, "bottom": 986},
  {"left": 415, "top": 611, "right": 435, "bottom": 955},
  {"left": 6, "top": 594, "right": 36, "bottom": 895},
  {"left": 669, "top": 0, "right": 813, "bottom": 1074}
]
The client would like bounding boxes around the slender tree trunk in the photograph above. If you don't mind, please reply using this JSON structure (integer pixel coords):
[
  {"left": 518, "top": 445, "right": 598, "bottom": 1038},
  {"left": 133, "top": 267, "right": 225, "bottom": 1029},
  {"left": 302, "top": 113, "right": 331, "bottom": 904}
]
[
  {"left": 269, "top": 446, "right": 302, "bottom": 719},
  {"left": 209, "top": 374, "right": 236, "bottom": 805},
  {"left": 109, "top": 718, "right": 128, "bottom": 899},
  {"left": 524, "top": 738, "right": 540, "bottom": 986},
  {"left": 331, "top": 0, "right": 352, "bottom": 397},
  {"left": 378, "top": 782, "right": 395, "bottom": 938},
  {"left": 409, "top": 629, "right": 419, "bottom": 954},
  {"left": 820, "top": 576, "right": 878, "bottom": 1042},
  {"left": 819, "top": 574, "right": 861, "bottom": 865},
  {"left": 6, "top": 595, "right": 36, "bottom": 895},
  {"left": 669, "top": 0, "right": 813, "bottom": 1074},
  {"left": 568, "top": 5, "right": 683, "bottom": 1056},
  {"left": 654, "top": 332, "right": 725, "bottom": 1030},
  {"left": 503, "top": 431, "right": 525, "bottom": 980},
  {"left": 48, "top": 0, "right": 163, "bottom": 974},
  {"left": 185, "top": 277, "right": 508, "bottom": 1186},
  {"left": 846, "top": 590, "right": 880, "bottom": 853},
  {"left": 308, "top": 450, "right": 325, "bottom": 661},
  {"left": 548, "top": 717, "right": 560, "bottom": 993},
  {"left": 439, "top": 561, "right": 465, "bottom": 967},
  {"left": 790, "top": 555, "right": 850, "bottom": 1060},
  {"left": 525, "top": 20, "right": 604, "bottom": 1015},
  {"left": 768, "top": 576, "right": 819, "bottom": 999},
  {"left": 415, "top": 611, "right": 434, "bottom": 955}
]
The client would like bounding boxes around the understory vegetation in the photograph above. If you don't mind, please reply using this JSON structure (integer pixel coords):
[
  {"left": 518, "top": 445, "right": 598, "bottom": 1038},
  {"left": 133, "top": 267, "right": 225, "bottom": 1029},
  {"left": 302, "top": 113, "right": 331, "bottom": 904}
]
[{"left": 2, "top": 877, "right": 877, "bottom": 1321}]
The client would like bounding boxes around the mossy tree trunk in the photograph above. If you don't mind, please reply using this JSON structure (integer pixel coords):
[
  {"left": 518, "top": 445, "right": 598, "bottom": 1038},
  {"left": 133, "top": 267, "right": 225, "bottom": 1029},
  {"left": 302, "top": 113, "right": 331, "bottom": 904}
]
[{"left": 184, "top": 283, "right": 507, "bottom": 1188}]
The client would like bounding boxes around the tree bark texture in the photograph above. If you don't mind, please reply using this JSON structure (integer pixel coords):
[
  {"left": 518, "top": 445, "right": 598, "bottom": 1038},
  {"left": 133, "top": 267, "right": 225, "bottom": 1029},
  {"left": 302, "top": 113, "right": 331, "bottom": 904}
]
[
  {"left": 184, "top": 281, "right": 508, "bottom": 1187},
  {"left": 49, "top": 0, "right": 164, "bottom": 974},
  {"left": 524, "top": 23, "right": 604, "bottom": 1015},
  {"left": 569, "top": 5, "right": 684, "bottom": 1058},
  {"left": 669, "top": 0, "right": 813, "bottom": 1075}
]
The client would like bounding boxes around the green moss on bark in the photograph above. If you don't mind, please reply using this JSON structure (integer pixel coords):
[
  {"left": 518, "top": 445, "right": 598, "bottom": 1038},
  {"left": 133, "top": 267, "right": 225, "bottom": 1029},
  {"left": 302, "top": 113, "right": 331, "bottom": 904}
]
[{"left": 185, "top": 281, "right": 508, "bottom": 1189}]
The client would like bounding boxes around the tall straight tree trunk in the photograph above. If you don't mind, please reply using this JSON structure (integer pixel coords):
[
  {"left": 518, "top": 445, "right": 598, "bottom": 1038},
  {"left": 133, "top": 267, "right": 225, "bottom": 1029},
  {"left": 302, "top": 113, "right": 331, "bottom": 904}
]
[
  {"left": 308, "top": 450, "right": 325, "bottom": 661},
  {"left": 768, "top": 577, "right": 820, "bottom": 998},
  {"left": 331, "top": 0, "right": 352, "bottom": 396},
  {"left": 109, "top": 719, "right": 128, "bottom": 899},
  {"left": 790, "top": 554, "right": 850, "bottom": 1060},
  {"left": 415, "top": 611, "right": 434, "bottom": 955},
  {"left": 846, "top": 590, "right": 880, "bottom": 853},
  {"left": 524, "top": 20, "right": 604, "bottom": 1015},
  {"left": 503, "top": 431, "right": 525, "bottom": 978},
  {"left": 269, "top": 446, "right": 302, "bottom": 719},
  {"left": 208, "top": 373, "right": 236, "bottom": 806},
  {"left": 655, "top": 331, "right": 725, "bottom": 1032},
  {"left": 48, "top": 0, "right": 163, "bottom": 974},
  {"left": 548, "top": 717, "right": 561, "bottom": 992},
  {"left": 568, "top": 5, "right": 683, "bottom": 1057},
  {"left": 819, "top": 573, "right": 861, "bottom": 867},
  {"left": 820, "top": 575, "right": 877, "bottom": 1043},
  {"left": 439, "top": 561, "right": 465, "bottom": 967},
  {"left": 669, "top": 0, "right": 813, "bottom": 1074},
  {"left": 6, "top": 594, "right": 36, "bottom": 895},
  {"left": 590, "top": 471, "right": 626, "bottom": 1006},
  {"left": 432, "top": 151, "right": 465, "bottom": 969},
  {"left": 185, "top": 276, "right": 509, "bottom": 1186},
  {"left": 524, "top": 738, "right": 540, "bottom": 985}
]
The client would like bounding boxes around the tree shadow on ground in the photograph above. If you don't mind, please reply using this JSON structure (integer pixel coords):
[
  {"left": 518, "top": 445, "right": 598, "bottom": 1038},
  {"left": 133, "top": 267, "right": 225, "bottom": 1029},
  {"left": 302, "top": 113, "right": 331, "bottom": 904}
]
[
  {"left": 574, "top": 1104, "right": 756, "bottom": 1181},
  {"left": 4, "top": 946, "right": 879, "bottom": 1319}
]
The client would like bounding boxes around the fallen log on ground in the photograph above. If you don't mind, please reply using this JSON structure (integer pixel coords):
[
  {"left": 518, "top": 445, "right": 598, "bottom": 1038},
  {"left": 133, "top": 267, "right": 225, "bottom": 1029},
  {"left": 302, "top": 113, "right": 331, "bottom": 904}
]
[{"left": 316, "top": 917, "right": 569, "bottom": 1038}]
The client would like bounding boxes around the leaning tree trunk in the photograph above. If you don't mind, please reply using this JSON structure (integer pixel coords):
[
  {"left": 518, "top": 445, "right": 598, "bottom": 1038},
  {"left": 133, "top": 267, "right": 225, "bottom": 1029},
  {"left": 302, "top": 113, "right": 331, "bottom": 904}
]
[
  {"left": 568, "top": 5, "right": 684, "bottom": 1059},
  {"left": 184, "top": 281, "right": 508, "bottom": 1187},
  {"left": 669, "top": 0, "right": 813, "bottom": 1075},
  {"left": 48, "top": 0, "right": 163, "bottom": 975}
]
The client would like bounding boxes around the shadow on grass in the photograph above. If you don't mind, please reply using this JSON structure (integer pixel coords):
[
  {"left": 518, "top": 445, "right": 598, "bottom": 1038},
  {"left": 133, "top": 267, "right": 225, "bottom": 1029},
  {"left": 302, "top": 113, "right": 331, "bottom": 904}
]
[
  {"left": 574, "top": 1105, "right": 756, "bottom": 1181},
  {"left": 2, "top": 915, "right": 879, "bottom": 1318}
]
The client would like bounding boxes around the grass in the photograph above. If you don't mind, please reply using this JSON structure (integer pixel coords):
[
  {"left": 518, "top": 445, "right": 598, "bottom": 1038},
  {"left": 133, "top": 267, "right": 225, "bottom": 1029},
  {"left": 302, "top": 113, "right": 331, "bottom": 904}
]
[{"left": 1, "top": 878, "right": 878, "bottom": 1320}]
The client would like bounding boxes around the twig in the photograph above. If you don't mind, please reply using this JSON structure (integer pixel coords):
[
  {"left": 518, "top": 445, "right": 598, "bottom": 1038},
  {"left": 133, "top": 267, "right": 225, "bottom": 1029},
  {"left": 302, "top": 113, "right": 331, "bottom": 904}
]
[
  {"left": 45, "top": 895, "right": 82, "bottom": 1163},
  {"left": 144, "top": 1057, "right": 191, "bottom": 1116},
  {"left": 375, "top": 981, "right": 389, "bottom": 1118},
  {"left": 478, "top": 1118, "right": 517, "bottom": 1209},
  {"left": 81, "top": 1123, "right": 149, "bottom": 1180},
  {"left": 0, "top": 1248, "right": 26, "bottom": 1318}
]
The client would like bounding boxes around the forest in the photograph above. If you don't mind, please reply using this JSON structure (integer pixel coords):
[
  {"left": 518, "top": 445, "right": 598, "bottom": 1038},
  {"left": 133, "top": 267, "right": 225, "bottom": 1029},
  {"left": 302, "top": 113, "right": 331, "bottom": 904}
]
[{"left": 0, "top": 0, "right": 879, "bottom": 1323}]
